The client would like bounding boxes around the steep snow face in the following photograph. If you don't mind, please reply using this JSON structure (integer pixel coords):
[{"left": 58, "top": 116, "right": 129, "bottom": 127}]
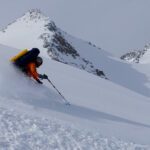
[
  {"left": 0, "top": 108, "right": 149, "bottom": 150},
  {"left": 1, "top": 45, "right": 150, "bottom": 147},
  {"left": 0, "top": 9, "right": 106, "bottom": 78},
  {"left": 120, "top": 44, "right": 150, "bottom": 64}
]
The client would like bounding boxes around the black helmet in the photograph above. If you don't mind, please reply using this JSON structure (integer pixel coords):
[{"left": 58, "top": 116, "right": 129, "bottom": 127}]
[
  {"left": 31, "top": 48, "right": 40, "bottom": 53},
  {"left": 36, "top": 56, "right": 43, "bottom": 67}
]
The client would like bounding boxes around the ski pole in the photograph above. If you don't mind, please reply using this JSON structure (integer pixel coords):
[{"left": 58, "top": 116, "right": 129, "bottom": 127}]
[{"left": 47, "top": 78, "right": 70, "bottom": 105}]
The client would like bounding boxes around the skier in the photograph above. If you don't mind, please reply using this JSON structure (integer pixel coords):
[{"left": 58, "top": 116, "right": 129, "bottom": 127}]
[{"left": 11, "top": 48, "right": 48, "bottom": 84}]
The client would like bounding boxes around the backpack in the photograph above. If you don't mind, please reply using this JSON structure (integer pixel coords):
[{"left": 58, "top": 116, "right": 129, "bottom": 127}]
[
  {"left": 10, "top": 49, "right": 28, "bottom": 62},
  {"left": 14, "top": 48, "right": 40, "bottom": 67}
]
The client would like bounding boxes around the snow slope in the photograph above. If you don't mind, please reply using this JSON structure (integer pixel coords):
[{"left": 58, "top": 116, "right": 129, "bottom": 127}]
[{"left": 1, "top": 44, "right": 150, "bottom": 149}]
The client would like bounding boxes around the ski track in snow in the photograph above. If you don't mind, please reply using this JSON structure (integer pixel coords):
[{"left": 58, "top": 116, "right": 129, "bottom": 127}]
[{"left": 0, "top": 107, "right": 149, "bottom": 150}]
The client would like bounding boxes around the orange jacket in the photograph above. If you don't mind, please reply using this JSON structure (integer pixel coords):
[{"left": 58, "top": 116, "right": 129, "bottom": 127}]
[{"left": 26, "top": 62, "right": 39, "bottom": 80}]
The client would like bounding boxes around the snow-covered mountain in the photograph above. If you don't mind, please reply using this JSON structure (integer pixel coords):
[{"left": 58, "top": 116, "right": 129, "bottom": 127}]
[
  {"left": 120, "top": 44, "right": 150, "bottom": 64},
  {"left": 1, "top": 9, "right": 150, "bottom": 98},
  {"left": 0, "top": 44, "right": 150, "bottom": 149},
  {"left": 0, "top": 9, "right": 106, "bottom": 79}
]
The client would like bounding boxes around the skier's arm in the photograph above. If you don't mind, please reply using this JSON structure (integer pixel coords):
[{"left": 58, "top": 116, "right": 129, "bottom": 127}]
[{"left": 28, "top": 63, "right": 43, "bottom": 83}]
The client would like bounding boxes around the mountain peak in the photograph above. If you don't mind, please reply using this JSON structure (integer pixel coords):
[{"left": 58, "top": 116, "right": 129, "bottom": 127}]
[
  {"left": 120, "top": 43, "right": 150, "bottom": 63},
  {"left": 20, "top": 9, "right": 48, "bottom": 22}
]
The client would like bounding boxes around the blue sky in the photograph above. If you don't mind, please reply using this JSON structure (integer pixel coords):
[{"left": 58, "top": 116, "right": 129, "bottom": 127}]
[{"left": 0, "top": 0, "right": 150, "bottom": 56}]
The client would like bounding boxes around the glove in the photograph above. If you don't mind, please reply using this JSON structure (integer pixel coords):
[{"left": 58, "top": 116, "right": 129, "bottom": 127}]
[
  {"left": 43, "top": 74, "right": 48, "bottom": 79},
  {"left": 36, "top": 79, "right": 43, "bottom": 84},
  {"left": 39, "top": 74, "right": 48, "bottom": 80}
]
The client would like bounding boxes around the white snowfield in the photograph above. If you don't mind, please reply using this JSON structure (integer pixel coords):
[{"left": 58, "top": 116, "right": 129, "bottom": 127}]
[{"left": 0, "top": 44, "right": 150, "bottom": 149}]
